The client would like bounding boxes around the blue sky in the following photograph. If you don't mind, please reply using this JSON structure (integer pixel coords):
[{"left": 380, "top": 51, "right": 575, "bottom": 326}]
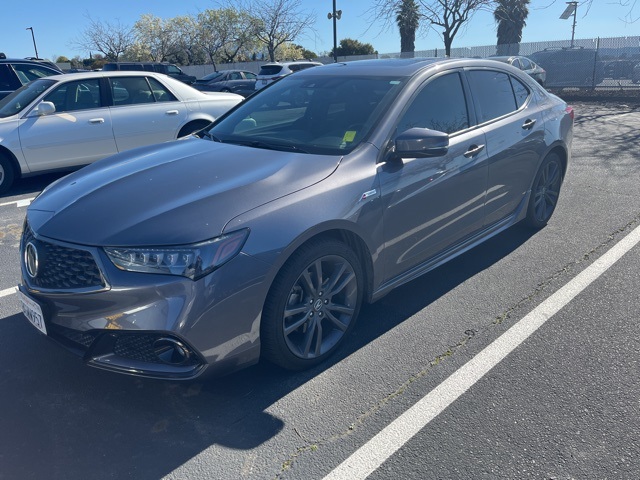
[{"left": 1, "top": 1, "right": 638, "bottom": 60}]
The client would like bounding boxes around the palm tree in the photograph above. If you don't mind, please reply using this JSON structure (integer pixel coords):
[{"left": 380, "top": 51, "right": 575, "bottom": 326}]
[
  {"left": 396, "top": 0, "right": 420, "bottom": 57},
  {"left": 494, "top": 0, "right": 530, "bottom": 56}
]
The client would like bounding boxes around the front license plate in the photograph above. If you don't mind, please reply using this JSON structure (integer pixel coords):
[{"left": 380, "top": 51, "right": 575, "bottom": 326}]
[{"left": 19, "top": 291, "right": 47, "bottom": 335}]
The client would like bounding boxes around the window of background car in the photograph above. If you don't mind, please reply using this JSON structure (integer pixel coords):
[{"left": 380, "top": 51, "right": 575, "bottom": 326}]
[
  {"left": 0, "top": 78, "right": 55, "bottom": 118},
  {"left": 396, "top": 72, "right": 469, "bottom": 135},
  {"left": 110, "top": 77, "right": 157, "bottom": 105},
  {"left": 43, "top": 79, "right": 101, "bottom": 112},
  {"left": 520, "top": 57, "right": 533, "bottom": 70},
  {"left": 467, "top": 70, "right": 519, "bottom": 123},
  {"left": 0, "top": 64, "right": 18, "bottom": 90},
  {"left": 147, "top": 77, "right": 177, "bottom": 102},
  {"left": 12, "top": 63, "right": 59, "bottom": 85},
  {"left": 209, "top": 75, "right": 406, "bottom": 155}
]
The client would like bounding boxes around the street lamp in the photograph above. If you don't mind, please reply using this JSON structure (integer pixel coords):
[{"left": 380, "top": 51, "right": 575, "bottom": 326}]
[
  {"left": 26, "top": 27, "right": 39, "bottom": 59},
  {"left": 327, "top": 1, "right": 342, "bottom": 63}
]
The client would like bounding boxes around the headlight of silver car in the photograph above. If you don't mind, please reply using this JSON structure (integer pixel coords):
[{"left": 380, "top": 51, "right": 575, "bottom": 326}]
[{"left": 104, "top": 229, "right": 249, "bottom": 280}]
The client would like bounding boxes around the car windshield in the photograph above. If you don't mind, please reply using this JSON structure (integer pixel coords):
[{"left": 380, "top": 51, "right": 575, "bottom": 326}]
[
  {"left": 0, "top": 78, "right": 55, "bottom": 118},
  {"left": 206, "top": 74, "right": 406, "bottom": 155}
]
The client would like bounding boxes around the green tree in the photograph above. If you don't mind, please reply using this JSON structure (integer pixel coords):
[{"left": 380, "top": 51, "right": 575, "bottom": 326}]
[
  {"left": 133, "top": 14, "right": 180, "bottom": 62},
  {"left": 494, "top": 0, "right": 530, "bottom": 56},
  {"left": 397, "top": 0, "right": 420, "bottom": 56},
  {"left": 332, "top": 38, "right": 376, "bottom": 57}
]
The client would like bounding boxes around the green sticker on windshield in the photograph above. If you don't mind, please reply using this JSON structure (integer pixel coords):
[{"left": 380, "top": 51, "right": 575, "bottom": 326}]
[{"left": 343, "top": 131, "right": 356, "bottom": 142}]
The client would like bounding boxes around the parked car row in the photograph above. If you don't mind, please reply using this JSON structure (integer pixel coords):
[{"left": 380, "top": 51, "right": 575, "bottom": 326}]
[
  {"left": 17, "top": 57, "right": 573, "bottom": 379},
  {"left": 0, "top": 71, "right": 243, "bottom": 193}
]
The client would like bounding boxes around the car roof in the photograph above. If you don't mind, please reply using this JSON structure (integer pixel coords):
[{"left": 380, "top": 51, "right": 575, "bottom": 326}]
[{"left": 0, "top": 56, "right": 63, "bottom": 72}]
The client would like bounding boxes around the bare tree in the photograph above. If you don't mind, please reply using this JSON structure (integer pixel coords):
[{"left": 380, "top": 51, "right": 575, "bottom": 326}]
[
  {"left": 72, "top": 16, "right": 135, "bottom": 61},
  {"left": 245, "top": 0, "right": 315, "bottom": 61},
  {"left": 371, "top": 0, "right": 494, "bottom": 57}
]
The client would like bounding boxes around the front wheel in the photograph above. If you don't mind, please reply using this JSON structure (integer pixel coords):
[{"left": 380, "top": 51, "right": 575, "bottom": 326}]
[
  {"left": 0, "top": 154, "right": 16, "bottom": 195},
  {"left": 261, "top": 238, "right": 364, "bottom": 370},
  {"left": 524, "top": 153, "right": 564, "bottom": 229}
]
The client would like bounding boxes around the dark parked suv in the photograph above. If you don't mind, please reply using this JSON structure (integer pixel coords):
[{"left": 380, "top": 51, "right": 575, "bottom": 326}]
[
  {"left": 103, "top": 62, "right": 196, "bottom": 84},
  {"left": 0, "top": 53, "right": 62, "bottom": 99},
  {"left": 528, "top": 47, "right": 605, "bottom": 87}
]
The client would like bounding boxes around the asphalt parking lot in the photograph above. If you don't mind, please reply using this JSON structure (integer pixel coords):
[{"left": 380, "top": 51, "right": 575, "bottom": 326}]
[{"left": 0, "top": 100, "right": 639, "bottom": 479}]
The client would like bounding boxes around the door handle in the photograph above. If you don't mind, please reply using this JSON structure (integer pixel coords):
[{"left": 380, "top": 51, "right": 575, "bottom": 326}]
[
  {"left": 463, "top": 144, "right": 485, "bottom": 158},
  {"left": 522, "top": 118, "right": 536, "bottom": 130},
  {"left": 89, "top": 118, "right": 105, "bottom": 124},
  {"left": 165, "top": 110, "right": 179, "bottom": 115}
]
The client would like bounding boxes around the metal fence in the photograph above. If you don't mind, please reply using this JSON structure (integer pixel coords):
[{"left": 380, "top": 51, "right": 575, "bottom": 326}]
[{"left": 182, "top": 36, "right": 640, "bottom": 90}]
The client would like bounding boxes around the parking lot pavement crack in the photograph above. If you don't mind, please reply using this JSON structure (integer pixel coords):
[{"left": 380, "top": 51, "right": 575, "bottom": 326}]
[{"left": 273, "top": 214, "right": 640, "bottom": 479}]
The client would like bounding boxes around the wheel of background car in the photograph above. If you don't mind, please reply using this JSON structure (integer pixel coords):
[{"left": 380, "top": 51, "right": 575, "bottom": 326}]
[
  {"left": 524, "top": 152, "right": 563, "bottom": 229},
  {"left": 0, "top": 153, "right": 15, "bottom": 195},
  {"left": 261, "top": 238, "right": 364, "bottom": 370},
  {"left": 177, "top": 120, "right": 213, "bottom": 138}
]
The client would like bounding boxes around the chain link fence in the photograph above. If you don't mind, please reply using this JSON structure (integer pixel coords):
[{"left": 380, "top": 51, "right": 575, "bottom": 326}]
[{"left": 183, "top": 36, "right": 640, "bottom": 90}]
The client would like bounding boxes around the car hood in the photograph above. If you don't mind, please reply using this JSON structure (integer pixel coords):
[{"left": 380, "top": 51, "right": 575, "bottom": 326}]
[{"left": 29, "top": 139, "right": 340, "bottom": 246}]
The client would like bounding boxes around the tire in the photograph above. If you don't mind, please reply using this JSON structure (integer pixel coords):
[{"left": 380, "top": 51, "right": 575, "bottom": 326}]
[
  {"left": 0, "top": 154, "right": 16, "bottom": 195},
  {"left": 524, "top": 152, "right": 563, "bottom": 229},
  {"left": 177, "top": 120, "right": 212, "bottom": 138},
  {"left": 261, "top": 238, "right": 364, "bottom": 370}
]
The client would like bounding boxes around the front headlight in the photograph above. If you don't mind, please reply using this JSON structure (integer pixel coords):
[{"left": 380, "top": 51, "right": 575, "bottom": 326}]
[{"left": 104, "top": 229, "right": 249, "bottom": 280}]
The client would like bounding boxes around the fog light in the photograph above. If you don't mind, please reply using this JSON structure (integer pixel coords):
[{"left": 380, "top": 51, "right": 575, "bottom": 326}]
[{"left": 153, "top": 338, "right": 192, "bottom": 365}]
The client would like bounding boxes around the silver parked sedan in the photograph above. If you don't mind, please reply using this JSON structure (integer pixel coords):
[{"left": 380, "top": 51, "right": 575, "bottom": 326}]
[
  {"left": 19, "top": 58, "right": 573, "bottom": 379},
  {"left": 0, "top": 71, "right": 243, "bottom": 193}
]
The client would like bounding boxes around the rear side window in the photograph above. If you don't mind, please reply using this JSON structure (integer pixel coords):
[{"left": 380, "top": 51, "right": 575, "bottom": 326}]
[
  {"left": 110, "top": 77, "right": 155, "bottom": 105},
  {"left": 510, "top": 76, "right": 530, "bottom": 108},
  {"left": 467, "top": 70, "right": 517, "bottom": 123},
  {"left": 397, "top": 72, "right": 469, "bottom": 135},
  {"left": 147, "top": 77, "right": 177, "bottom": 102}
]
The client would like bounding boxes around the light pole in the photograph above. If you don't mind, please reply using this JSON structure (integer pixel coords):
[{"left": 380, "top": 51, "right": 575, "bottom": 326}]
[
  {"left": 559, "top": 2, "right": 578, "bottom": 48},
  {"left": 327, "top": 1, "right": 342, "bottom": 63},
  {"left": 26, "top": 27, "right": 39, "bottom": 59}
]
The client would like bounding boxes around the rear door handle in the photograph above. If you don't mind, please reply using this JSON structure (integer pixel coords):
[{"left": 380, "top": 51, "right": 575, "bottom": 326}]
[
  {"left": 522, "top": 119, "right": 536, "bottom": 130},
  {"left": 165, "top": 110, "right": 179, "bottom": 115},
  {"left": 89, "top": 118, "right": 105, "bottom": 124},
  {"left": 464, "top": 144, "right": 485, "bottom": 158}
]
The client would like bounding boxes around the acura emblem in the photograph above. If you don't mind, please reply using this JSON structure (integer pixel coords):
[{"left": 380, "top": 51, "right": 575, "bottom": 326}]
[{"left": 25, "top": 242, "right": 39, "bottom": 278}]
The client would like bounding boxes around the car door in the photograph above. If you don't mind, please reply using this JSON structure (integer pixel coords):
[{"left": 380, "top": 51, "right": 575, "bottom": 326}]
[
  {"left": 378, "top": 71, "right": 488, "bottom": 282},
  {"left": 17, "top": 78, "right": 117, "bottom": 172},
  {"left": 108, "top": 76, "right": 188, "bottom": 152},
  {"left": 465, "top": 69, "right": 546, "bottom": 226}
]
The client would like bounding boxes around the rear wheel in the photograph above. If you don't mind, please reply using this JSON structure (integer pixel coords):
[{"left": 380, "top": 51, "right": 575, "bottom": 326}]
[
  {"left": 524, "top": 152, "right": 563, "bottom": 229},
  {"left": 261, "top": 238, "right": 364, "bottom": 370},
  {"left": 0, "top": 154, "right": 16, "bottom": 195}
]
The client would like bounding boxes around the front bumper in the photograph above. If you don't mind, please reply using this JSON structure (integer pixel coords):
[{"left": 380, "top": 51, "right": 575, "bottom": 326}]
[{"left": 19, "top": 230, "right": 273, "bottom": 380}]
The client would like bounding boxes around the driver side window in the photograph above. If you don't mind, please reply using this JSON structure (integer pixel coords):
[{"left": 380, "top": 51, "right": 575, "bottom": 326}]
[{"left": 397, "top": 72, "right": 469, "bottom": 135}]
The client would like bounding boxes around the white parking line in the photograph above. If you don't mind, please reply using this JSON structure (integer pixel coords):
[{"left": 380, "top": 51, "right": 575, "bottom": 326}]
[
  {"left": 324, "top": 223, "right": 640, "bottom": 480},
  {"left": 0, "top": 286, "right": 18, "bottom": 298},
  {"left": 0, "top": 197, "right": 34, "bottom": 208}
]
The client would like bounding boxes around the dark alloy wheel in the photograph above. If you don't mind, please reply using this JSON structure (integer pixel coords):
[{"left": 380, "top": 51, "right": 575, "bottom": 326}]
[
  {"left": 525, "top": 152, "right": 563, "bottom": 228},
  {"left": 261, "top": 238, "right": 364, "bottom": 370}
]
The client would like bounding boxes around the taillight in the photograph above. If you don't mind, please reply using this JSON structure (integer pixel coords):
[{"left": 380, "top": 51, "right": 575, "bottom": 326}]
[{"left": 565, "top": 106, "right": 574, "bottom": 121}]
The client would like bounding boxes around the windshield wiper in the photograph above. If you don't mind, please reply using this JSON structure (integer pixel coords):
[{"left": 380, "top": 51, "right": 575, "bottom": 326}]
[{"left": 227, "top": 139, "right": 309, "bottom": 154}]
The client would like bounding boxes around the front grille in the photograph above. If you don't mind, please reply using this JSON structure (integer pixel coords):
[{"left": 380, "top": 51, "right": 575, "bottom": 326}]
[{"left": 22, "top": 225, "right": 105, "bottom": 291}]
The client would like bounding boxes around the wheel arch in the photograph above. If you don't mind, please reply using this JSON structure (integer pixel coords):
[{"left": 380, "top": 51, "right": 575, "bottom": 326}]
[
  {"left": 0, "top": 145, "right": 22, "bottom": 179},
  {"left": 177, "top": 117, "right": 215, "bottom": 138}
]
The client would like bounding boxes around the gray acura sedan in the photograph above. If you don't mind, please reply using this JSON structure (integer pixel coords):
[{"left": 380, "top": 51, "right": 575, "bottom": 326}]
[{"left": 19, "top": 58, "right": 573, "bottom": 379}]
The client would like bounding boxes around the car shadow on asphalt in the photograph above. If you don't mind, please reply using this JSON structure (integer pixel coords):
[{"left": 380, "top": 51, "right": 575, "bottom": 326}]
[
  {"left": 0, "top": 224, "right": 536, "bottom": 479},
  {"left": 0, "top": 172, "right": 69, "bottom": 199}
]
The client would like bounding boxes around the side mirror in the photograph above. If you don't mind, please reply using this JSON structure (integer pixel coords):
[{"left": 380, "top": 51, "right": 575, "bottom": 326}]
[
  {"left": 32, "top": 101, "right": 56, "bottom": 117},
  {"left": 393, "top": 127, "right": 449, "bottom": 158}
]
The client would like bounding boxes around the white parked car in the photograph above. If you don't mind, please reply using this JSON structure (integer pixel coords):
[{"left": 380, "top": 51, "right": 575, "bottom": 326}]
[
  {"left": 0, "top": 71, "right": 243, "bottom": 193},
  {"left": 255, "top": 61, "right": 323, "bottom": 91}
]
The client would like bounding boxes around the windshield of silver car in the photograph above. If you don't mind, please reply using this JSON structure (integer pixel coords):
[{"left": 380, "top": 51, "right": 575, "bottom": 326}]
[{"left": 0, "top": 78, "right": 56, "bottom": 118}]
